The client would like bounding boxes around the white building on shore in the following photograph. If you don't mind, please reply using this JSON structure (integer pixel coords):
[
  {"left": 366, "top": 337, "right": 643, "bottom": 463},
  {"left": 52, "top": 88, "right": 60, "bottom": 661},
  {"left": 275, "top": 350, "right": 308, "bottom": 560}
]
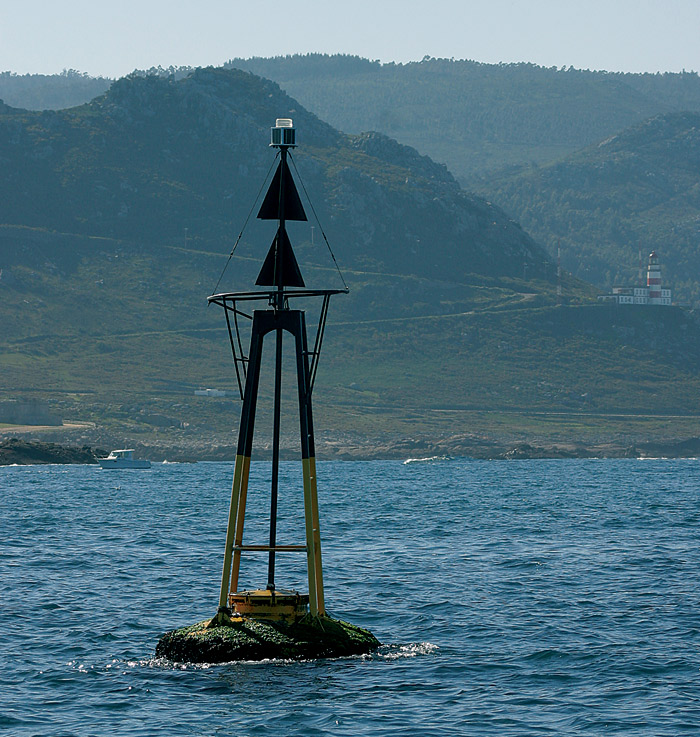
[{"left": 598, "top": 251, "right": 672, "bottom": 306}]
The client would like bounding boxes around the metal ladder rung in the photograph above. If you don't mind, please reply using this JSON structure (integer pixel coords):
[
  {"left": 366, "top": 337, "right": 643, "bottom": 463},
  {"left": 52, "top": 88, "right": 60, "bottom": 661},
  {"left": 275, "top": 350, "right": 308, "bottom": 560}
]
[{"left": 234, "top": 544, "right": 307, "bottom": 552}]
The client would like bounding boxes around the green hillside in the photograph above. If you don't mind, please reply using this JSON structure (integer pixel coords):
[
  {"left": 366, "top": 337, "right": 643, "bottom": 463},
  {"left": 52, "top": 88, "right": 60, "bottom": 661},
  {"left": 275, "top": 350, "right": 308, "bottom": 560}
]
[
  {"left": 473, "top": 112, "right": 700, "bottom": 305},
  {"left": 6, "top": 57, "right": 700, "bottom": 187},
  {"left": 0, "top": 67, "right": 549, "bottom": 284},
  {"left": 2, "top": 67, "right": 700, "bottom": 453},
  {"left": 226, "top": 55, "right": 700, "bottom": 182},
  {"left": 4, "top": 221, "right": 700, "bottom": 455}
]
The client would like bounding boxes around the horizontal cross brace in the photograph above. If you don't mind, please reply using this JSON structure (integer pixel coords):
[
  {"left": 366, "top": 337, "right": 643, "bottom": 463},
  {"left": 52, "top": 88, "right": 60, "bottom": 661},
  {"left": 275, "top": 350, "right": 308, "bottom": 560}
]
[{"left": 234, "top": 545, "right": 307, "bottom": 552}]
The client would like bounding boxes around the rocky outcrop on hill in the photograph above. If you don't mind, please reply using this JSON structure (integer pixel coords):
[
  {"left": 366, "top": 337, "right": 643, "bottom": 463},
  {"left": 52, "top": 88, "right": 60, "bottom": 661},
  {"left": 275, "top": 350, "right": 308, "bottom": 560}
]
[
  {"left": 0, "top": 67, "right": 552, "bottom": 284},
  {"left": 0, "top": 438, "right": 106, "bottom": 465}
]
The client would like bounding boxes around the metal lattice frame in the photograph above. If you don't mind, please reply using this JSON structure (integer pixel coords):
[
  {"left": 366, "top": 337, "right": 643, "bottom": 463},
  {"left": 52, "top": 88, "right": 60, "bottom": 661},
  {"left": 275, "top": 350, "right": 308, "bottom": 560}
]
[{"left": 209, "top": 288, "right": 346, "bottom": 400}]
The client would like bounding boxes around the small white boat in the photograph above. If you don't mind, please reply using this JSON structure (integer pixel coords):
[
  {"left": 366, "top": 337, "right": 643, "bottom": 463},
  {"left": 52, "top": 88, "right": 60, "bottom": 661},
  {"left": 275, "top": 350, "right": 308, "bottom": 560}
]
[{"left": 99, "top": 449, "right": 151, "bottom": 469}]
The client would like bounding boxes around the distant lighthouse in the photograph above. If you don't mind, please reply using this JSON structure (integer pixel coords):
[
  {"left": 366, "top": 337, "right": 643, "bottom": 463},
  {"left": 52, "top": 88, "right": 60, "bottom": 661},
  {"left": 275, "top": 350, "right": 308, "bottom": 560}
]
[
  {"left": 600, "top": 250, "right": 672, "bottom": 306},
  {"left": 647, "top": 251, "right": 662, "bottom": 304}
]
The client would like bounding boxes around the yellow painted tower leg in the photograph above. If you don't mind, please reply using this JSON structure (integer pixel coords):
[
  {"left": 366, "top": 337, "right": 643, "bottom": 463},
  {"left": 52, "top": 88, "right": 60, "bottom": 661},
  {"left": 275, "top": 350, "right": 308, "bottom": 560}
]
[
  {"left": 302, "top": 457, "right": 319, "bottom": 615},
  {"left": 302, "top": 469, "right": 325, "bottom": 616},
  {"left": 309, "top": 457, "right": 326, "bottom": 616},
  {"left": 229, "top": 455, "right": 251, "bottom": 596},
  {"left": 217, "top": 453, "right": 250, "bottom": 608}
]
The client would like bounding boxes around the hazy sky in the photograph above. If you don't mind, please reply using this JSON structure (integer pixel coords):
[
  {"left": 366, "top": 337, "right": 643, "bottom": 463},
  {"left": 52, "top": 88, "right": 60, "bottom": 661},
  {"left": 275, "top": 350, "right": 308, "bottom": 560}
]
[{"left": 2, "top": 0, "right": 699, "bottom": 78}]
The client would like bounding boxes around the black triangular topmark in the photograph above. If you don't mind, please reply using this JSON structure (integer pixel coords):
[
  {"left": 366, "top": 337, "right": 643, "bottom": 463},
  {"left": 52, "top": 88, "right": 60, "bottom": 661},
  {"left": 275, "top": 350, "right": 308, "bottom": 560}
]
[
  {"left": 255, "top": 228, "right": 305, "bottom": 288},
  {"left": 257, "top": 161, "right": 307, "bottom": 221}
]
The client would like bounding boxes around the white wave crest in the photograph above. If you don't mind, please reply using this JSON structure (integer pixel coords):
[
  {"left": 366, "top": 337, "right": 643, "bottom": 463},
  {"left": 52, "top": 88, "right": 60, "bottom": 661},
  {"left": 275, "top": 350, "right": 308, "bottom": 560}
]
[
  {"left": 403, "top": 456, "right": 451, "bottom": 465},
  {"left": 377, "top": 642, "right": 439, "bottom": 660}
]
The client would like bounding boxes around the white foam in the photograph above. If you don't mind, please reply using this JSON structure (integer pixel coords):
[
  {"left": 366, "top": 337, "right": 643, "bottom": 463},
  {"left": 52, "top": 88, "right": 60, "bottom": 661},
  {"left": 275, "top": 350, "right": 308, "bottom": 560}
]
[{"left": 376, "top": 642, "right": 439, "bottom": 660}]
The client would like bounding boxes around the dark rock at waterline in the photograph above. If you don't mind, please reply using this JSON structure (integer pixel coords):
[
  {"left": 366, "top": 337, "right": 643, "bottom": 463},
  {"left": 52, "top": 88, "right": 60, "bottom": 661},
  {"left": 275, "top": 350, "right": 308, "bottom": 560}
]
[
  {"left": 0, "top": 437, "right": 107, "bottom": 465},
  {"left": 498, "top": 438, "right": 700, "bottom": 460},
  {"left": 501, "top": 442, "right": 602, "bottom": 459},
  {"left": 156, "top": 616, "right": 380, "bottom": 663},
  {"left": 636, "top": 437, "right": 700, "bottom": 458}
]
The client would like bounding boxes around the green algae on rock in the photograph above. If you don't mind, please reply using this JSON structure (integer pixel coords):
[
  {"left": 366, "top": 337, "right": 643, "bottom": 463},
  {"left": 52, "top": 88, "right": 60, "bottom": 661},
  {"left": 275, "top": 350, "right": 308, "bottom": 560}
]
[{"left": 155, "top": 615, "right": 379, "bottom": 663}]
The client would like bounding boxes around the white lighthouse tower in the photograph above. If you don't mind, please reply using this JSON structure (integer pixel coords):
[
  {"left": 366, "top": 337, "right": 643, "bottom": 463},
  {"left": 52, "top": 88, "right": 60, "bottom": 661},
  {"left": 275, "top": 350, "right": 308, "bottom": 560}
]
[
  {"left": 646, "top": 251, "right": 672, "bottom": 305},
  {"left": 647, "top": 251, "right": 662, "bottom": 304}
]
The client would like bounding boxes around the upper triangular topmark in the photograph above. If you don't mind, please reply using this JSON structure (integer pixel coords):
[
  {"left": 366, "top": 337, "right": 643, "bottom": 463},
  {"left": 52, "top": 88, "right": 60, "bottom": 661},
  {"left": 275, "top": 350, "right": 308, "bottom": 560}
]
[{"left": 257, "top": 161, "right": 307, "bottom": 222}]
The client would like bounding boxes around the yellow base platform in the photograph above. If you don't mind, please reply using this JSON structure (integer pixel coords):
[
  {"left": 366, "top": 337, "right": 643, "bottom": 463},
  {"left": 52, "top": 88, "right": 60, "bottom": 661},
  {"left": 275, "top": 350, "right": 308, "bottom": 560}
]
[{"left": 228, "top": 589, "right": 309, "bottom": 623}]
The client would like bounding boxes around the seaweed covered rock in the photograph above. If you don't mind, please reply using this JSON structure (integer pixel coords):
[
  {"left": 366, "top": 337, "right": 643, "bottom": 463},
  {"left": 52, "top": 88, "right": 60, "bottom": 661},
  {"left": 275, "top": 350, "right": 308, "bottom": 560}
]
[
  {"left": 156, "top": 615, "right": 379, "bottom": 663},
  {"left": 0, "top": 438, "right": 107, "bottom": 465}
]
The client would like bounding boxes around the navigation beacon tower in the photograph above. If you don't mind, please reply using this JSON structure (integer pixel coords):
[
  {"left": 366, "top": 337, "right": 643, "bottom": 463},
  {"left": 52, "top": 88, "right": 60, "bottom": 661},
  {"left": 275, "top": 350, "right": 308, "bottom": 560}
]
[{"left": 208, "top": 118, "right": 346, "bottom": 624}]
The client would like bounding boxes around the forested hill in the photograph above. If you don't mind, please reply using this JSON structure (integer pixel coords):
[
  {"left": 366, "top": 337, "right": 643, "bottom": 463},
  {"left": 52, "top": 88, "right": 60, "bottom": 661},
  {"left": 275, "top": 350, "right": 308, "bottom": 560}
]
[
  {"left": 0, "top": 66, "right": 551, "bottom": 285},
  {"left": 0, "top": 70, "right": 111, "bottom": 110},
  {"left": 5, "top": 65, "right": 700, "bottom": 447},
  {"left": 473, "top": 111, "right": 700, "bottom": 304},
  {"left": 6, "top": 57, "right": 700, "bottom": 187},
  {"left": 225, "top": 55, "right": 700, "bottom": 182}
]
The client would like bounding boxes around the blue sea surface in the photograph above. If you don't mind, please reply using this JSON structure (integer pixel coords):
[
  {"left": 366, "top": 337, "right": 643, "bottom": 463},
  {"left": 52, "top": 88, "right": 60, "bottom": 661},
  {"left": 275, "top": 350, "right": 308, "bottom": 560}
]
[{"left": 1, "top": 458, "right": 700, "bottom": 736}]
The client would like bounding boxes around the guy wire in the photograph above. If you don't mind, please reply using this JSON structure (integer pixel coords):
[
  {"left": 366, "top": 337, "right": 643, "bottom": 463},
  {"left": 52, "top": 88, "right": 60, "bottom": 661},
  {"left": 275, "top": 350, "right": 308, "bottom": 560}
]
[
  {"left": 289, "top": 152, "right": 348, "bottom": 291},
  {"left": 210, "top": 151, "right": 281, "bottom": 296}
]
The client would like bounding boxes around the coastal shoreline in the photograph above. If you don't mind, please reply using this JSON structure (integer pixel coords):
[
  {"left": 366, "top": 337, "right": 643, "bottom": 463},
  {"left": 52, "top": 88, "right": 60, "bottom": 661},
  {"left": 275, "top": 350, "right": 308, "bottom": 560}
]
[{"left": 3, "top": 435, "right": 700, "bottom": 466}]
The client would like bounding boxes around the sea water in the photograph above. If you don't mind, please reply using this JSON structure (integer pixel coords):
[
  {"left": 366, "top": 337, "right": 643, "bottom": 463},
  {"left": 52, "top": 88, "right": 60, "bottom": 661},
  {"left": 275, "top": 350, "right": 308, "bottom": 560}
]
[{"left": 1, "top": 458, "right": 700, "bottom": 736}]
